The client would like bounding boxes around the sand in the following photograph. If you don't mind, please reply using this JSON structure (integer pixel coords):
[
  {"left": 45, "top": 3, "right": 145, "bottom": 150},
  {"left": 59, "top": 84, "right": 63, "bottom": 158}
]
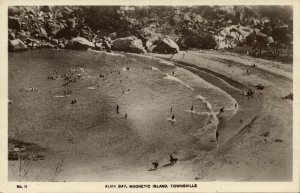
[
  {"left": 8, "top": 49, "right": 293, "bottom": 181},
  {"left": 149, "top": 50, "right": 293, "bottom": 181}
]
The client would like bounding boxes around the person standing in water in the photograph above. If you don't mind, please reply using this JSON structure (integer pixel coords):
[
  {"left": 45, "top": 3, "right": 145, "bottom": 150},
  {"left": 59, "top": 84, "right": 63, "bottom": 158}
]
[
  {"left": 116, "top": 104, "right": 120, "bottom": 114},
  {"left": 217, "top": 107, "right": 224, "bottom": 116},
  {"left": 235, "top": 103, "right": 238, "bottom": 108},
  {"left": 125, "top": 113, "right": 127, "bottom": 119},
  {"left": 216, "top": 130, "right": 219, "bottom": 148},
  {"left": 191, "top": 106, "right": 194, "bottom": 112},
  {"left": 171, "top": 114, "right": 175, "bottom": 120}
]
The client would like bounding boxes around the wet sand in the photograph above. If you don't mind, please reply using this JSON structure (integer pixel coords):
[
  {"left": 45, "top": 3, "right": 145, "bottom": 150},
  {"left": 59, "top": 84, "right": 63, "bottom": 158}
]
[
  {"left": 153, "top": 50, "right": 292, "bottom": 181},
  {"left": 8, "top": 49, "right": 292, "bottom": 181}
]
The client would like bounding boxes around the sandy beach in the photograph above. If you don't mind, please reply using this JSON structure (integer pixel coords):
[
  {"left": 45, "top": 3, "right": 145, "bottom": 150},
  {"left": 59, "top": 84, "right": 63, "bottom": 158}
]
[
  {"left": 7, "top": 49, "right": 293, "bottom": 182},
  {"left": 151, "top": 50, "right": 293, "bottom": 181}
]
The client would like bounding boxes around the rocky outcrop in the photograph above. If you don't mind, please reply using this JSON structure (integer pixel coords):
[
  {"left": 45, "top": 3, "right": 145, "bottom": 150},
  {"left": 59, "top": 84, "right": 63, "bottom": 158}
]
[
  {"left": 39, "top": 6, "right": 52, "bottom": 13},
  {"left": 215, "top": 25, "right": 253, "bottom": 49},
  {"left": 181, "top": 34, "right": 217, "bottom": 49},
  {"left": 44, "top": 22, "right": 62, "bottom": 36},
  {"left": 55, "top": 28, "right": 79, "bottom": 39},
  {"left": 8, "top": 16, "right": 21, "bottom": 30},
  {"left": 8, "top": 39, "right": 27, "bottom": 52},
  {"left": 65, "top": 37, "right": 95, "bottom": 50},
  {"left": 150, "top": 37, "right": 179, "bottom": 54},
  {"left": 112, "top": 36, "right": 146, "bottom": 54},
  {"left": 8, "top": 6, "right": 24, "bottom": 16},
  {"left": 139, "top": 26, "right": 161, "bottom": 44}
]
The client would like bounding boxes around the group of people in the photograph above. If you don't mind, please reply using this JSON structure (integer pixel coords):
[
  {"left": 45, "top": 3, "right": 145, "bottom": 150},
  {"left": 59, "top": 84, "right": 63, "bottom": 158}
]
[{"left": 151, "top": 155, "right": 179, "bottom": 170}]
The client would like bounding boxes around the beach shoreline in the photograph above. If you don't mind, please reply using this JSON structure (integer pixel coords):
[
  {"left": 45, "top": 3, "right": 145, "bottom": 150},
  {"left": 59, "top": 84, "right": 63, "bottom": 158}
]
[
  {"left": 152, "top": 50, "right": 292, "bottom": 181},
  {"left": 8, "top": 49, "right": 293, "bottom": 181}
]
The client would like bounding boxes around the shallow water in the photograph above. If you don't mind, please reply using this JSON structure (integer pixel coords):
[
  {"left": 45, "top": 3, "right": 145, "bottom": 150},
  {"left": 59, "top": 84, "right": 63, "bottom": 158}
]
[{"left": 9, "top": 49, "right": 237, "bottom": 181}]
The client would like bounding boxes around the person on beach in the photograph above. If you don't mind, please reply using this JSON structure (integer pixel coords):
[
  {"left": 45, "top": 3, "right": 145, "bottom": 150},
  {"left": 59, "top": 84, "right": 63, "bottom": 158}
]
[
  {"left": 116, "top": 104, "right": 120, "bottom": 114},
  {"left": 191, "top": 106, "right": 194, "bottom": 111},
  {"left": 125, "top": 113, "right": 127, "bottom": 119},
  {"left": 216, "top": 130, "right": 219, "bottom": 148},
  {"left": 170, "top": 107, "right": 173, "bottom": 112},
  {"left": 235, "top": 103, "right": 238, "bottom": 108},
  {"left": 152, "top": 162, "right": 159, "bottom": 170},
  {"left": 171, "top": 114, "right": 175, "bottom": 120},
  {"left": 170, "top": 155, "right": 178, "bottom": 164},
  {"left": 217, "top": 107, "right": 224, "bottom": 116}
]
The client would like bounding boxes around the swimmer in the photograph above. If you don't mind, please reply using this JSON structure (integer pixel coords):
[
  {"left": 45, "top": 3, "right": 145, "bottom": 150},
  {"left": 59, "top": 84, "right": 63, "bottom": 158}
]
[{"left": 116, "top": 104, "right": 120, "bottom": 114}]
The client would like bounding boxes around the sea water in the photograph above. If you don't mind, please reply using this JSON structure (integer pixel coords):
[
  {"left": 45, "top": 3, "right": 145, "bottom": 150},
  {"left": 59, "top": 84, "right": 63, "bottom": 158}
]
[{"left": 8, "top": 49, "right": 237, "bottom": 181}]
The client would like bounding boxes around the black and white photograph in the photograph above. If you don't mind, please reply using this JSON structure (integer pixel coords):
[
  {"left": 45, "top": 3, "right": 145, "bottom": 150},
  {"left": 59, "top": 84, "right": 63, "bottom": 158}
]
[{"left": 1, "top": 0, "right": 299, "bottom": 192}]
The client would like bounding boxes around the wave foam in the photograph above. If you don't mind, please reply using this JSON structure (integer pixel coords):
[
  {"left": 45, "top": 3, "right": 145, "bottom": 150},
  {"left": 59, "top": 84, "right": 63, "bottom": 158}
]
[
  {"left": 158, "top": 59, "right": 175, "bottom": 66},
  {"left": 194, "top": 95, "right": 219, "bottom": 141},
  {"left": 164, "top": 73, "right": 194, "bottom": 91}
]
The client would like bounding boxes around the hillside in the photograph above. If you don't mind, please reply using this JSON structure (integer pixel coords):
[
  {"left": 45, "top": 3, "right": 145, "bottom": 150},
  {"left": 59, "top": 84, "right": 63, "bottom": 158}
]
[{"left": 8, "top": 5, "right": 293, "bottom": 62}]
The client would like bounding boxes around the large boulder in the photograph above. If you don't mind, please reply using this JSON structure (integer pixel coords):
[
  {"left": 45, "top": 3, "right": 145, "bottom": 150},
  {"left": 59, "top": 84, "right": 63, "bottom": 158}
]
[
  {"left": 145, "top": 37, "right": 159, "bottom": 52},
  {"left": 55, "top": 28, "right": 79, "bottom": 39},
  {"left": 112, "top": 36, "right": 146, "bottom": 54},
  {"left": 139, "top": 27, "right": 161, "bottom": 43},
  {"left": 45, "top": 22, "right": 61, "bottom": 36},
  {"left": 65, "top": 37, "right": 95, "bottom": 50},
  {"left": 215, "top": 25, "right": 253, "bottom": 49},
  {"left": 152, "top": 38, "right": 179, "bottom": 54},
  {"left": 15, "top": 30, "right": 31, "bottom": 42},
  {"left": 40, "top": 6, "right": 52, "bottom": 13},
  {"left": 8, "top": 7, "right": 24, "bottom": 16},
  {"left": 8, "top": 39, "right": 27, "bottom": 52},
  {"left": 180, "top": 33, "right": 217, "bottom": 50},
  {"left": 8, "top": 16, "right": 21, "bottom": 30},
  {"left": 66, "top": 19, "right": 76, "bottom": 29}
]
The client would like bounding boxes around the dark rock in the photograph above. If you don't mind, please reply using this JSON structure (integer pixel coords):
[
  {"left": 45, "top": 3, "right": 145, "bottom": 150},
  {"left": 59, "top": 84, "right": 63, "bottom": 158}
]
[
  {"left": 58, "top": 42, "right": 65, "bottom": 49},
  {"left": 139, "top": 27, "right": 161, "bottom": 44},
  {"left": 8, "top": 16, "right": 21, "bottom": 30},
  {"left": 9, "top": 39, "right": 27, "bottom": 52},
  {"left": 9, "top": 32, "right": 16, "bottom": 40},
  {"left": 8, "top": 6, "right": 24, "bottom": 16},
  {"left": 62, "top": 7, "right": 74, "bottom": 19},
  {"left": 112, "top": 36, "right": 146, "bottom": 54},
  {"left": 109, "top": 32, "right": 118, "bottom": 40},
  {"left": 55, "top": 28, "right": 79, "bottom": 39},
  {"left": 102, "top": 39, "right": 111, "bottom": 51},
  {"left": 16, "top": 30, "right": 31, "bottom": 42},
  {"left": 215, "top": 25, "right": 253, "bottom": 49},
  {"left": 45, "top": 22, "right": 62, "bottom": 36},
  {"left": 145, "top": 37, "right": 159, "bottom": 52},
  {"left": 66, "top": 19, "right": 76, "bottom": 29},
  {"left": 184, "top": 34, "right": 212, "bottom": 49},
  {"left": 65, "top": 37, "right": 95, "bottom": 50},
  {"left": 26, "top": 8, "right": 36, "bottom": 16},
  {"left": 152, "top": 37, "right": 179, "bottom": 54},
  {"left": 40, "top": 6, "right": 52, "bottom": 13},
  {"left": 79, "top": 28, "right": 92, "bottom": 41},
  {"left": 49, "top": 38, "right": 59, "bottom": 45}
]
